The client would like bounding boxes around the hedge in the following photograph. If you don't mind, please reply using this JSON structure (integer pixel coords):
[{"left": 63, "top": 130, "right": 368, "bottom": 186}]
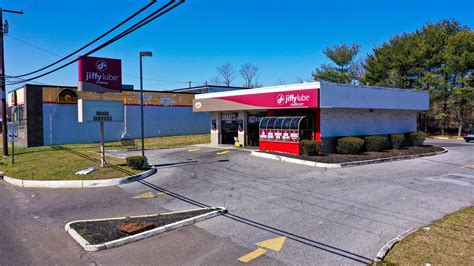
[
  {"left": 336, "top": 137, "right": 364, "bottom": 154},
  {"left": 410, "top": 131, "right": 426, "bottom": 146},
  {"left": 365, "top": 135, "right": 388, "bottom": 152},
  {"left": 126, "top": 156, "right": 148, "bottom": 170},
  {"left": 300, "top": 140, "right": 321, "bottom": 156},
  {"left": 390, "top": 134, "right": 405, "bottom": 149}
]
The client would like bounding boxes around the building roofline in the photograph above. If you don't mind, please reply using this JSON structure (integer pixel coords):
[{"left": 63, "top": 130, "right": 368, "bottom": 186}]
[
  {"left": 172, "top": 84, "right": 248, "bottom": 92},
  {"left": 9, "top": 83, "right": 200, "bottom": 95},
  {"left": 195, "top": 82, "right": 320, "bottom": 99},
  {"left": 320, "top": 82, "right": 426, "bottom": 94}
]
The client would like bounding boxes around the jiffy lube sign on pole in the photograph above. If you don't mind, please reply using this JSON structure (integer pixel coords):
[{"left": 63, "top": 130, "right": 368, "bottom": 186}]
[{"left": 78, "top": 56, "right": 122, "bottom": 93}]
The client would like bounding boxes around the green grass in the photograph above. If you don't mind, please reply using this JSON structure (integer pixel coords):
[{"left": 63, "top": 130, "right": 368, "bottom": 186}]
[
  {"left": 382, "top": 206, "right": 474, "bottom": 265},
  {"left": 0, "top": 134, "right": 210, "bottom": 181}
]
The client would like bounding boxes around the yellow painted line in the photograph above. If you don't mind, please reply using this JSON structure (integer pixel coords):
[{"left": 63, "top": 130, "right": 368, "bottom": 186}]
[
  {"left": 463, "top": 164, "right": 474, "bottom": 169},
  {"left": 188, "top": 148, "right": 200, "bottom": 152},
  {"left": 238, "top": 248, "right": 267, "bottom": 263},
  {"left": 256, "top": 236, "right": 287, "bottom": 252},
  {"left": 132, "top": 192, "right": 166, "bottom": 199},
  {"left": 216, "top": 150, "right": 230, "bottom": 155}
]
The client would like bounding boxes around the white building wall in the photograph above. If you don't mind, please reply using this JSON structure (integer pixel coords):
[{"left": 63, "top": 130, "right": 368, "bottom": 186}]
[
  {"left": 320, "top": 109, "right": 417, "bottom": 137},
  {"left": 320, "top": 83, "right": 429, "bottom": 110}
]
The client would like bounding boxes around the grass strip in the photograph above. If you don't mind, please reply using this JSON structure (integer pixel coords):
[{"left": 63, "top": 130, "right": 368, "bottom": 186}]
[{"left": 383, "top": 206, "right": 474, "bottom": 265}]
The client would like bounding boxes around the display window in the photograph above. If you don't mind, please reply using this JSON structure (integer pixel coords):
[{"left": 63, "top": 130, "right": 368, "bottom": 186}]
[{"left": 258, "top": 116, "right": 313, "bottom": 143}]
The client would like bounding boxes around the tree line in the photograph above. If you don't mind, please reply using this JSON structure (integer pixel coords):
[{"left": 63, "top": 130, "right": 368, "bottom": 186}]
[
  {"left": 209, "top": 19, "right": 472, "bottom": 135},
  {"left": 209, "top": 63, "right": 261, "bottom": 89},
  {"left": 312, "top": 19, "right": 473, "bottom": 136}
]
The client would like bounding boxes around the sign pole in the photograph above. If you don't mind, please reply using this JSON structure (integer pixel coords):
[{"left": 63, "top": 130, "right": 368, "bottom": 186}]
[
  {"left": 11, "top": 137, "right": 13, "bottom": 164},
  {"left": 100, "top": 121, "right": 106, "bottom": 167}
]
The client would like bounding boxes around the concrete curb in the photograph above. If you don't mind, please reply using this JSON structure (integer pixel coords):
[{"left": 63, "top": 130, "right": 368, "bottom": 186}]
[
  {"left": 1, "top": 168, "right": 156, "bottom": 188},
  {"left": 65, "top": 207, "right": 227, "bottom": 251},
  {"left": 251, "top": 147, "right": 448, "bottom": 168},
  {"left": 429, "top": 136, "right": 464, "bottom": 140},
  {"left": 374, "top": 227, "right": 418, "bottom": 262}
]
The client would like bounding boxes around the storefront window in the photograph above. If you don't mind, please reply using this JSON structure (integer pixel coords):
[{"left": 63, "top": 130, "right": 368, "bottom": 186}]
[
  {"left": 259, "top": 116, "right": 313, "bottom": 142},
  {"left": 266, "top": 118, "right": 276, "bottom": 129},
  {"left": 274, "top": 118, "right": 284, "bottom": 129},
  {"left": 282, "top": 117, "right": 292, "bottom": 129}
]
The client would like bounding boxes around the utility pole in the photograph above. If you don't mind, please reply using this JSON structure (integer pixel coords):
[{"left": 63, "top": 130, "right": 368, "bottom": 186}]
[{"left": 0, "top": 8, "right": 23, "bottom": 156}]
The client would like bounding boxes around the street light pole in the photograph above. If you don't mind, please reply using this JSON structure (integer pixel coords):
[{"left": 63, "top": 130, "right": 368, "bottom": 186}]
[
  {"left": 139, "top": 51, "right": 152, "bottom": 158},
  {"left": 0, "top": 8, "right": 23, "bottom": 156}
]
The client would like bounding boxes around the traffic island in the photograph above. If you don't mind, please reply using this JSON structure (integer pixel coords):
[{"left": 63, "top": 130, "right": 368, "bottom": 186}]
[
  {"left": 375, "top": 206, "right": 474, "bottom": 264},
  {"left": 252, "top": 145, "right": 446, "bottom": 168},
  {"left": 65, "top": 207, "right": 226, "bottom": 251}
]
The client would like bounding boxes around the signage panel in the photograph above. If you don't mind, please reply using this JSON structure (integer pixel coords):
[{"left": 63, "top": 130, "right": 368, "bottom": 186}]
[
  {"left": 7, "top": 123, "right": 18, "bottom": 142},
  {"left": 78, "top": 99, "right": 124, "bottom": 122},
  {"left": 78, "top": 56, "right": 122, "bottom": 93}
]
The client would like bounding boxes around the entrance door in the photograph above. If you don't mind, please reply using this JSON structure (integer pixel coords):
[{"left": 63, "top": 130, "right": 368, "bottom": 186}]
[
  {"left": 247, "top": 113, "right": 265, "bottom": 146},
  {"left": 221, "top": 113, "right": 238, "bottom": 144}
]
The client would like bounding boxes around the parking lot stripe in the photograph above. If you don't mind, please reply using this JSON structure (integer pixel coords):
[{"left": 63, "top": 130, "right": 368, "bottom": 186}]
[
  {"left": 132, "top": 192, "right": 166, "bottom": 199},
  {"left": 462, "top": 164, "right": 474, "bottom": 169},
  {"left": 188, "top": 148, "right": 200, "bottom": 152},
  {"left": 216, "top": 150, "right": 230, "bottom": 155},
  {"left": 238, "top": 248, "right": 267, "bottom": 263}
]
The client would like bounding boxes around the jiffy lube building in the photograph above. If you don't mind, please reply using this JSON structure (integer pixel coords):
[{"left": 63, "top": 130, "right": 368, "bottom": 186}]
[{"left": 193, "top": 82, "right": 429, "bottom": 154}]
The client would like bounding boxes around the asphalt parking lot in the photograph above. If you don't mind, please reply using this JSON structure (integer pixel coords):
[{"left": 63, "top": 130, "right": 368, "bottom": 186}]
[{"left": 1, "top": 139, "right": 473, "bottom": 265}]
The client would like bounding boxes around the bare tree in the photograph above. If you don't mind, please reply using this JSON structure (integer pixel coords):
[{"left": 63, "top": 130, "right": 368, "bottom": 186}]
[
  {"left": 296, "top": 76, "right": 305, "bottom": 83},
  {"left": 216, "top": 63, "right": 236, "bottom": 87},
  {"left": 209, "top": 76, "right": 222, "bottom": 85},
  {"left": 239, "top": 63, "right": 260, "bottom": 88}
]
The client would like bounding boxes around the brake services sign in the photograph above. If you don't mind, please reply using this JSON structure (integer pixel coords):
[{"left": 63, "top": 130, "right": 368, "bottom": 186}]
[
  {"left": 78, "top": 56, "right": 122, "bottom": 93},
  {"left": 78, "top": 99, "right": 124, "bottom": 122}
]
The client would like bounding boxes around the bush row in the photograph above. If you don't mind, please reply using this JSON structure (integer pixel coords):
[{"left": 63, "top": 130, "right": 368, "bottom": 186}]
[
  {"left": 336, "top": 132, "right": 426, "bottom": 154},
  {"left": 300, "top": 140, "right": 321, "bottom": 156},
  {"left": 126, "top": 156, "right": 148, "bottom": 170}
]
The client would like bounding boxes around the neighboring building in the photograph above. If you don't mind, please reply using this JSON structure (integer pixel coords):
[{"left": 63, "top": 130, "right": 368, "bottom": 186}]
[
  {"left": 172, "top": 85, "right": 247, "bottom": 94},
  {"left": 192, "top": 82, "right": 429, "bottom": 154},
  {"left": 7, "top": 84, "right": 243, "bottom": 147}
]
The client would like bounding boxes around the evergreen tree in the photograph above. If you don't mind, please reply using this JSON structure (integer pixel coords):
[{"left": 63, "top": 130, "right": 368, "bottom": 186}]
[
  {"left": 312, "top": 43, "right": 360, "bottom": 83},
  {"left": 363, "top": 20, "right": 473, "bottom": 135}
]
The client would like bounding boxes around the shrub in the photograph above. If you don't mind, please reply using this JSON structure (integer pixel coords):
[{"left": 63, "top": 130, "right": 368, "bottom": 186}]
[
  {"left": 336, "top": 137, "right": 364, "bottom": 154},
  {"left": 410, "top": 131, "right": 426, "bottom": 146},
  {"left": 126, "top": 156, "right": 147, "bottom": 170},
  {"left": 390, "top": 134, "right": 405, "bottom": 149},
  {"left": 365, "top": 135, "right": 388, "bottom": 152},
  {"left": 300, "top": 140, "right": 321, "bottom": 156}
]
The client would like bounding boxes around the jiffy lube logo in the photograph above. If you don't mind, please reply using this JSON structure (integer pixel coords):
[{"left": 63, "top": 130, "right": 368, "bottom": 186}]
[
  {"left": 96, "top": 60, "right": 107, "bottom": 72},
  {"left": 85, "top": 59, "right": 119, "bottom": 82},
  {"left": 276, "top": 93, "right": 311, "bottom": 107},
  {"left": 78, "top": 56, "right": 122, "bottom": 92}
]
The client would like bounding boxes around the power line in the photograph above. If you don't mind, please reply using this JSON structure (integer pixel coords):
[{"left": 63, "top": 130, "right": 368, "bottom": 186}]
[
  {"left": 5, "top": 0, "right": 185, "bottom": 86},
  {"left": 122, "top": 74, "right": 205, "bottom": 84},
  {"left": 2, "top": 39, "right": 200, "bottom": 86},
  {"left": 8, "top": 0, "right": 157, "bottom": 78},
  {"left": 6, "top": 34, "right": 62, "bottom": 57}
]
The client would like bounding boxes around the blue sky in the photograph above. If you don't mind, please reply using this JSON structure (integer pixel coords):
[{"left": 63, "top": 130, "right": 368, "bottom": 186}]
[{"left": 3, "top": 0, "right": 473, "bottom": 91}]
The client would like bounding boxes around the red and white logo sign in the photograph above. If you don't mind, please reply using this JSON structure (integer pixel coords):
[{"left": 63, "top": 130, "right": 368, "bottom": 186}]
[
  {"left": 78, "top": 56, "right": 122, "bottom": 92},
  {"left": 276, "top": 93, "right": 311, "bottom": 107},
  {"left": 215, "top": 88, "right": 318, "bottom": 109}
]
